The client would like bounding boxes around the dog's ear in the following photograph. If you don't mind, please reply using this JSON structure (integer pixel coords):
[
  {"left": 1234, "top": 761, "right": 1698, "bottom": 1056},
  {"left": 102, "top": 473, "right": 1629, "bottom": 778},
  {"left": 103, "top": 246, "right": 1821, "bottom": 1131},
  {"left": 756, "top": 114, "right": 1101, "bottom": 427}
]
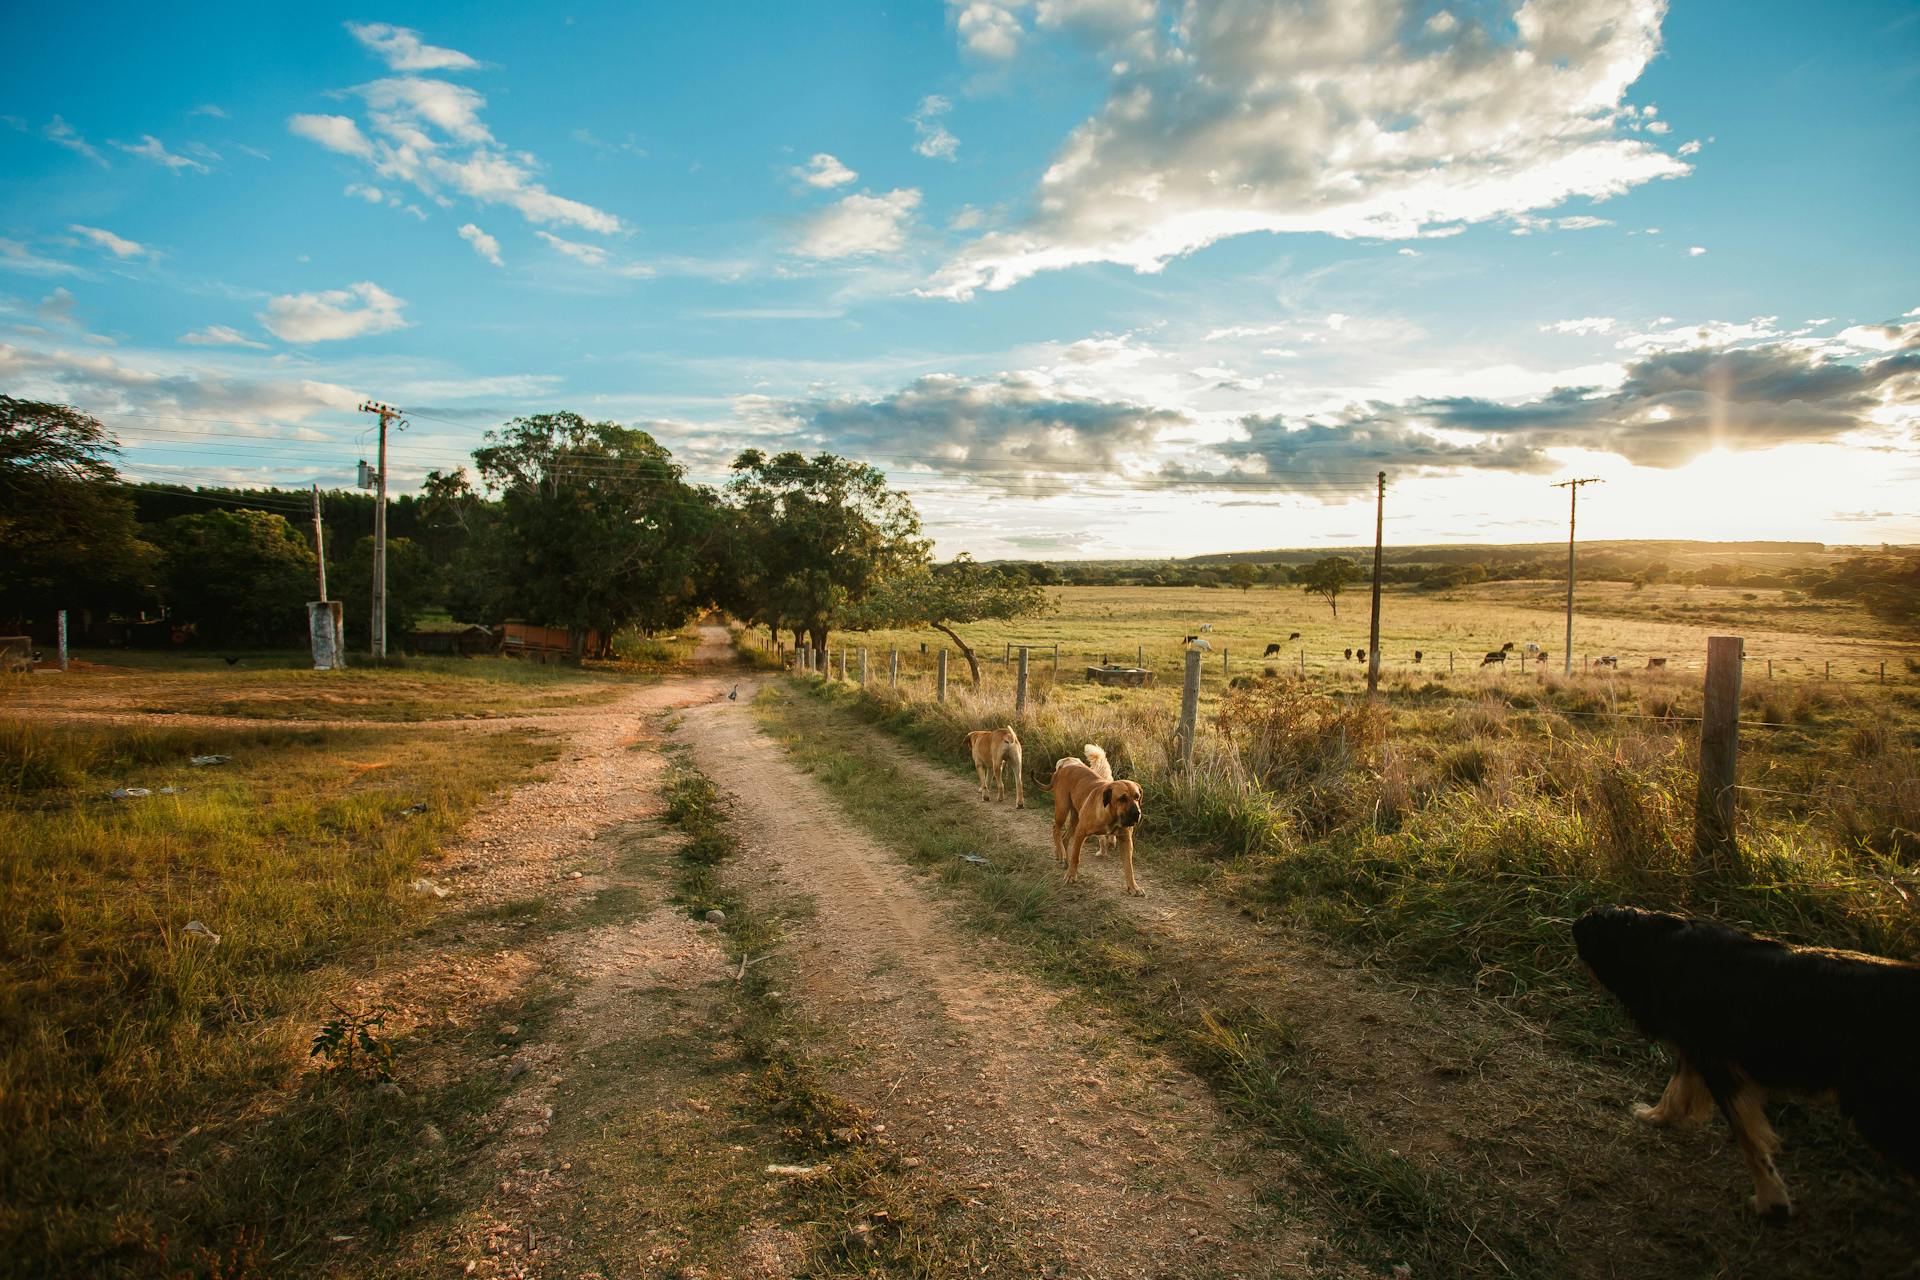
[{"left": 1102, "top": 784, "right": 1114, "bottom": 808}]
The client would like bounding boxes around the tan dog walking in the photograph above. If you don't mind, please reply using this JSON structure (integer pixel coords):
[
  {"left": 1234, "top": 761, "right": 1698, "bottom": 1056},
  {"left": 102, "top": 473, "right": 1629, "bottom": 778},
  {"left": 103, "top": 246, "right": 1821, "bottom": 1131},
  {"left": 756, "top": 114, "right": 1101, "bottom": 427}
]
[
  {"left": 1053, "top": 744, "right": 1115, "bottom": 856},
  {"left": 966, "top": 726, "right": 1024, "bottom": 808},
  {"left": 1050, "top": 761, "right": 1146, "bottom": 895}
]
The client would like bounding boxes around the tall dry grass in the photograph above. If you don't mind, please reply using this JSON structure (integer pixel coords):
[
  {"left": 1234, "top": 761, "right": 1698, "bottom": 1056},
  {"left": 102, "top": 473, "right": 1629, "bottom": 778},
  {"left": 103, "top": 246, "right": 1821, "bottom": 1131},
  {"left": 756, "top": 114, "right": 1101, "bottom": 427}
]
[{"left": 793, "top": 662, "right": 1920, "bottom": 1049}]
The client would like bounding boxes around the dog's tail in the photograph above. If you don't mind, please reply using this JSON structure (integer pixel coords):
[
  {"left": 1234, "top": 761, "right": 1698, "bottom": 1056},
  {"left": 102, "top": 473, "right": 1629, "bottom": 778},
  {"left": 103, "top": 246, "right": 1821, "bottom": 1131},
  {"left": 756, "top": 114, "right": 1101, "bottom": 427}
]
[
  {"left": 1032, "top": 764, "right": 1058, "bottom": 791},
  {"left": 1082, "top": 743, "right": 1112, "bottom": 781}
]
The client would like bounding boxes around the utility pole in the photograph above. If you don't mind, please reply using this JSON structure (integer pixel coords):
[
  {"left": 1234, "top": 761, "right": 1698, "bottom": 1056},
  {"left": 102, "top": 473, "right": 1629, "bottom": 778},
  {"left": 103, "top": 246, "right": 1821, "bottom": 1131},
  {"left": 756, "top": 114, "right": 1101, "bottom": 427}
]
[
  {"left": 1366, "top": 470, "right": 1385, "bottom": 696},
  {"left": 1554, "top": 478, "right": 1603, "bottom": 676},
  {"left": 357, "top": 401, "right": 404, "bottom": 658},
  {"left": 310, "top": 483, "right": 328, "bottom": 601}
]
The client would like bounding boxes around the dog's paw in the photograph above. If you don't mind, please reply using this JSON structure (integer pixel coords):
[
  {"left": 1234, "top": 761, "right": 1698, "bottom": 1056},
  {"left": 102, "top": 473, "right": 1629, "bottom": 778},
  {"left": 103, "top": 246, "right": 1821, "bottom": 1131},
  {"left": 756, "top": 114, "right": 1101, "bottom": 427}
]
[
  {"left": 1125, "top": 885, "right": 1147, "bottom": 897},
  {"left": 1749, "top": 1193, "right": 1795, "bottom": 1220},
  {"left": 1630, "top": 1102, "right": 1661, "bottom": 1125}
]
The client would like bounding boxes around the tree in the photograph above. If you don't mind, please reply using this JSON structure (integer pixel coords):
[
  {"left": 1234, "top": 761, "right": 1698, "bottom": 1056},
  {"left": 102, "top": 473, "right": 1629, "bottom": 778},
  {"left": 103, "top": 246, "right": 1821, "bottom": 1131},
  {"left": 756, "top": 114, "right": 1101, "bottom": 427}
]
[
  {"left": 1298, "top": 556, "right": 1360, "bottom": 619},
  {"left": 725, "top": 450, "right": 927, "bottom": 652},
  {"left": 155, "top": 508, "right": 315, "bottom": 646},
  {"left": 331, "top": 536, "right": 438, "bottom": 641},
  {"left": 470, "top": 413, "right": 720, "bottom": 658},
  {"left": 0, "top": 397, "right": 156, "bottom": 627},
  {"left": 857, "top": 555, "right": 1052, "bottom": 687},
  {"left": 1227, "top": 563, "right": 1258, "bottom": 594}
]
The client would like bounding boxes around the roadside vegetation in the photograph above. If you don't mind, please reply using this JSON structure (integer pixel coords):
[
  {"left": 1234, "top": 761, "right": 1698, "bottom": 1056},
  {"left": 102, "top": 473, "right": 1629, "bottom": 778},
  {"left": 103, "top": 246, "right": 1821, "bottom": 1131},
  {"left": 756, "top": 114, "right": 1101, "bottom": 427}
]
[
  {"left": 757, "top": 677, "right": 1920, "bottom": 1275},
  {"left": 0, "top": 711, "right": 558, "bottom": 1276}
]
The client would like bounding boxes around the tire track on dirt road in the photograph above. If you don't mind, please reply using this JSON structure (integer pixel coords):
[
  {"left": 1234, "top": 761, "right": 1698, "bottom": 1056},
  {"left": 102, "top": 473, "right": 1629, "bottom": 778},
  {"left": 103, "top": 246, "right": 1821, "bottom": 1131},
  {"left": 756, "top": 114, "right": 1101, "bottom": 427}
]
[{"left": 678, "top": 675, "right": 1321, "bottom": 1279}]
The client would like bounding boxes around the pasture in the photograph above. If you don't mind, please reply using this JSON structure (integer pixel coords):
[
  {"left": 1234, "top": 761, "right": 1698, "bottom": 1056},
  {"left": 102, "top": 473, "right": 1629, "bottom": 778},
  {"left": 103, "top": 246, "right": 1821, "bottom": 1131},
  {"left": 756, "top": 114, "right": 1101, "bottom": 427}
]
[{"left": 823, "top": 579, "right": 1919, "bottom": 695}]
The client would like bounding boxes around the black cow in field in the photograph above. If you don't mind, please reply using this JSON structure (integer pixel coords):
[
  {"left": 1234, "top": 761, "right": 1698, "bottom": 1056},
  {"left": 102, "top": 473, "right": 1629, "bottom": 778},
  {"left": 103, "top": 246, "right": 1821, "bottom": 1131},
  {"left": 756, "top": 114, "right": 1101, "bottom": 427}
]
[
  {"left": 1356, "top": 647, "right": 1368, "bottom": 663},
  {"left": 1647, "top": 657, "right": 1668, "bottom": 670},
  {"left": 1263, "top": 642, "right": 1282, "bottom": 657},
  {"left": 1343, "top": 648, "right": 1353, "bottom": 661},
  {"left": 1413, "top": 650, "right": 1423, "bottom": 664},
  {"left": 1482, "top": 642, "right": 1514, "bottom": 667}
]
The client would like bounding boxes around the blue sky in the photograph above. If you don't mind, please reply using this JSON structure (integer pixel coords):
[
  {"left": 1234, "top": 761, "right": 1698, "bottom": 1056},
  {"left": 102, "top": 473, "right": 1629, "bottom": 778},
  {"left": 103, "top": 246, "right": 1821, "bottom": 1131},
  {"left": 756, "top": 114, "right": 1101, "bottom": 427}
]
[{"left": 4, "top": 1, "right": 1917, "bottom": 558}]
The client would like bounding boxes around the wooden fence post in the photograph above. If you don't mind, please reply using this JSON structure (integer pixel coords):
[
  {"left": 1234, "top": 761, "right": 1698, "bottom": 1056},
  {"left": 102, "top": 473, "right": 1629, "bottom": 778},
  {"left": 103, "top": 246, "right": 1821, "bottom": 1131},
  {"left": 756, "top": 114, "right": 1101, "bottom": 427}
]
[
  {"left": 889, "top": 649, "right": 898, "bottom": 687},
  {"left": 1016, "top": 646, "right": 1030, "bottom": 718},
  {"left": 859, "top": 648, "right": 868, "bottom": 686},
  {"left": 1448, "top": 651, "right": 1454, "bottom": 674},
  {"left": 1004, "top": 641, "right": 1011, "bottom": 667},
  {"left": 1052, "top": 643, "right": 1060, "bottom": 681},
  {"left": 1177, "top": 648, "right": 1202, "bottom": 768},
  {"left": 1298, "top": 647, "right": 1305, "bottom": 678},
  {"left": 937, "top": 650, "right": 948, "bottom": 703},
  {"left": 1693, "top": 635, "right": 1744, "bottom": 870},
  {"left": 1222, "top": 647, "right": 1229, "bottom": 677},
  {"left": 1137, "top": 643, "right": 1144, "bottom": 671}
]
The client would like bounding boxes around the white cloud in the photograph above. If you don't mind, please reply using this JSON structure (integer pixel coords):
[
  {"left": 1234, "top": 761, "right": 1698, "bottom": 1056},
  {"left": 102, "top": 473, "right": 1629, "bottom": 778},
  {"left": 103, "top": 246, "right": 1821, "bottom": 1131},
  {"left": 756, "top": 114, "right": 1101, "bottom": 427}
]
[
  {"left": 1617, "top": 316, "right": 1778, "bottom": 354},
  {"left": 532, "top": 231, "right": 652, "bottom": 276},
  {"left": 285, "top": 33, "right": 623, "bottom": 237},
  {"left": 115, "top": 134, "right": 209, "bottom": 173},
  {"left": 911, "top": 95, "right": 959, "bottom": 160},
  {"left": 190, "top": 103, "right": 228, "bottom": 119},
  {"left": 459, "top": 223, "right": 502, "bottom": 265},
  {"left": 950, "top": 1, "right": 1025, "bottom": 58},
  {"left": 359, "top": 77, "right": 492, "bottom": 145},
  {"left": 1688, "top": 245, "right": 1707, "bottom": 256},
  {"left": 1397, "top": 247, "right": 1419, "bottom": 256},
  {"left": 0, "top": 238, "right": 79, "bottom": 276},
  {"left": 1837, "top": 320, "right": 1920, "bottom": 352},
  {"left": 795, "top": 153, "right": 858, "bottom": 189},
  {"left": 796, "top": 188, "right": 922, "bottom": 258},
  {"left": 346, "top": 22, "right": 480, "bottom": 73},
  {"left": 536, "top": 230, "right": 608, "bottom": 265},
  {"left": 44, "top": 115, "right": 105, "bottom": 165},
  {"left": 1678, "top": 139, "right": 1701, "bottom": 155},
  {"left": 181, "top": 324, "right": 269, "bottom": 349},
  {"left": 1556, "top": 215, "right": 1614, "bottom": 230},
  {"left": 289, "top": 113, "right": 375, "bottom": 159},
  {"left": 258, "top": 281, "right": 409, "bottom": 343},
  {"left": 345, "top": 182, "right": 386, "bottom": 202},
  {"left": 68, "top": 225, "right": 151, "bottom": 259},
  {"left": 1543, "top": 316, "right": 1617, "bottom": 336},
  {"left": 931, "top": 0, "right": 1691, "bottom": 298},
  {"left": 0, "top": 342, "right": 363, "bottom": 429}
]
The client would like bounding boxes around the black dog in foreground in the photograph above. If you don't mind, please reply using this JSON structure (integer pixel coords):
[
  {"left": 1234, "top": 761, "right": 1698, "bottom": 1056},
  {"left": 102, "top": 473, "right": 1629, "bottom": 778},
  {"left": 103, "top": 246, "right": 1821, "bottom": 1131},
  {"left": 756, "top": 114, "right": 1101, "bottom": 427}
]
[{"left": 1574, "top": 905, "right": 1920, "bottom": 1217}]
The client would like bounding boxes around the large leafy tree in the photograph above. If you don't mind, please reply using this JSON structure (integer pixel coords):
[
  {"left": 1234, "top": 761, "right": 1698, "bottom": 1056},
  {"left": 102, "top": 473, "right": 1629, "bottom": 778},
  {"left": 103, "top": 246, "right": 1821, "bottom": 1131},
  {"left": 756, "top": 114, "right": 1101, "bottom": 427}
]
[
  {"left": 155, "top": 508, "right": 315, "bottom": 646},
  {"left": 468, "top": 412, "right": 719, "bottom": 657},
  {"left": 1298, "top": 555, "right": 1360, "bottom": 619},
  {"left": 857, "top": 555, "right": 1052, "bottom": 687},
  {"left": 0, "top": 397, "right": 156, "bottom": 627},
  {"left": 725, "top": 450, "right": 927, "bottom": 651}
]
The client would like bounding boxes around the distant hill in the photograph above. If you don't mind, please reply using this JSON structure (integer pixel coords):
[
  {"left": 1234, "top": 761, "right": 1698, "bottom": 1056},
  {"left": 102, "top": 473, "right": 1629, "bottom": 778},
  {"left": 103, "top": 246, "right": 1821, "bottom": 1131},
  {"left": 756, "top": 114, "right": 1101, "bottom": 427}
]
[{"left": 1179, "top": 540, "right": 1836, "bottom": 569}]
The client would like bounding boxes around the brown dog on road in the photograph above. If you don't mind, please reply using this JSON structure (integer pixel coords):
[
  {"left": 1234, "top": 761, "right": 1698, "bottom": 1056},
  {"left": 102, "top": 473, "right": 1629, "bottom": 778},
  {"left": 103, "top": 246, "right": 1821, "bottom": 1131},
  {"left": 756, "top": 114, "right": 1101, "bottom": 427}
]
[
  {"left": 966, "top": 726, "right": 1024, "bottom": 808},
  {"left": 1053, "top": 744, "right": 1115, "bottom": 856},
  {"left": 1050, "top": 761, "right": 1145, "bottom": 895}
]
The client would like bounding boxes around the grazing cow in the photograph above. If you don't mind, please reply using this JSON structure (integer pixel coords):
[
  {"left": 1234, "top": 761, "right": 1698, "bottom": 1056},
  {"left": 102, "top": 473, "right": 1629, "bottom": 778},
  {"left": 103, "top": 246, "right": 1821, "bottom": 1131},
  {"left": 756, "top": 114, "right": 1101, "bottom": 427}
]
[
  {"left": 1595, "top": 655, "right": 1619, "bottom": 669},
  {"left": 1192, "top": 638, "right": 1213, "bottom": 652},
  {"left": 1343, "top": 648, "right": 1354, "bottom": 661},
  {"left": 1200, "top": 623, "right": 1213, "bottom": 632},
  {"left": 1182, "top": 634, "right": 1199, "bottom": 645},
  {"left": 1263, "top": 642, "right": 1282, "bottom": 657},
  {"left": 1413, "top": 650, "right": 1424, "bottom": 664},
  {"left": 1288, "top": 631, "right": 1301, "bottom": 642},
  {"left": 1523, "top": 642, "right": 1545, "bottom": 656},
  {"left": 1647, "top": 657, "right": 1668, "bottom": 670},
  {"left": 1482, "top": 649, "right": 1509, "bottom": 667},
  {"left": 1357, "top": 647, "right": 1368, "bottom": 663}
]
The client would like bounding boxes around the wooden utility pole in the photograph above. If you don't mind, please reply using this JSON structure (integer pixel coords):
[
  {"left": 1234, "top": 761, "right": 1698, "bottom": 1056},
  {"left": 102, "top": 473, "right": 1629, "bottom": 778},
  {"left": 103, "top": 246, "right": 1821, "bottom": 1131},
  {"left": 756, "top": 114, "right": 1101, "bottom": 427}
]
[
  {"left": 936, "top": 649, "right": 948, "bottom": 703},
  {"left": 358, "top": 401, "right": 404, "bottom": 658},
  {"left": 310, "top": 483, "right": 328, "bottom": 601},
  {"left": 1366, "top": 471, "right": 1385, "bottom": 696},
  {"left": 1693, "top": 636, "right": 1744, "bottom": 868},
  {"left": 1016, "top": 646, "right": 1030, "bottom": 718},
  {"left": 1553, "top": 478, "right": 1603, "bottom": 676}
]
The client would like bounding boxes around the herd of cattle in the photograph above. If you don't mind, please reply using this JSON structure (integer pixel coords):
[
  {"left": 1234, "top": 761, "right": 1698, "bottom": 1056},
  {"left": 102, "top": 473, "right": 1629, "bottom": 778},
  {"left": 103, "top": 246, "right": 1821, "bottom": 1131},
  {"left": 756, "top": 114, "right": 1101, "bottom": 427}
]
[{"left": 1172, "top": 629, "right": 1670, "bottom": 670}]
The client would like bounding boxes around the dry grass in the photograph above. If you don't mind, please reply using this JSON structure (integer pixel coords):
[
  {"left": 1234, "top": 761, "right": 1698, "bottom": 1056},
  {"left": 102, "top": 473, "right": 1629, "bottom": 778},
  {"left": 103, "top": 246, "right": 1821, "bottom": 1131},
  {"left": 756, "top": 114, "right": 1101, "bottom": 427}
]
[{"left": 0, "top": 714, "right": 558, "bottom": 1276}]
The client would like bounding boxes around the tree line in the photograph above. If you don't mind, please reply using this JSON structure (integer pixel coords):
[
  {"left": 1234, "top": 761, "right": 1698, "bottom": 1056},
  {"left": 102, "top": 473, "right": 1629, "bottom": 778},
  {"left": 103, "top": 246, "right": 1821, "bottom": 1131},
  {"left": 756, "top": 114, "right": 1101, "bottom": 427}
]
[{"left": 0, "top": 398, "right": 1048, "bottom": 665}]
